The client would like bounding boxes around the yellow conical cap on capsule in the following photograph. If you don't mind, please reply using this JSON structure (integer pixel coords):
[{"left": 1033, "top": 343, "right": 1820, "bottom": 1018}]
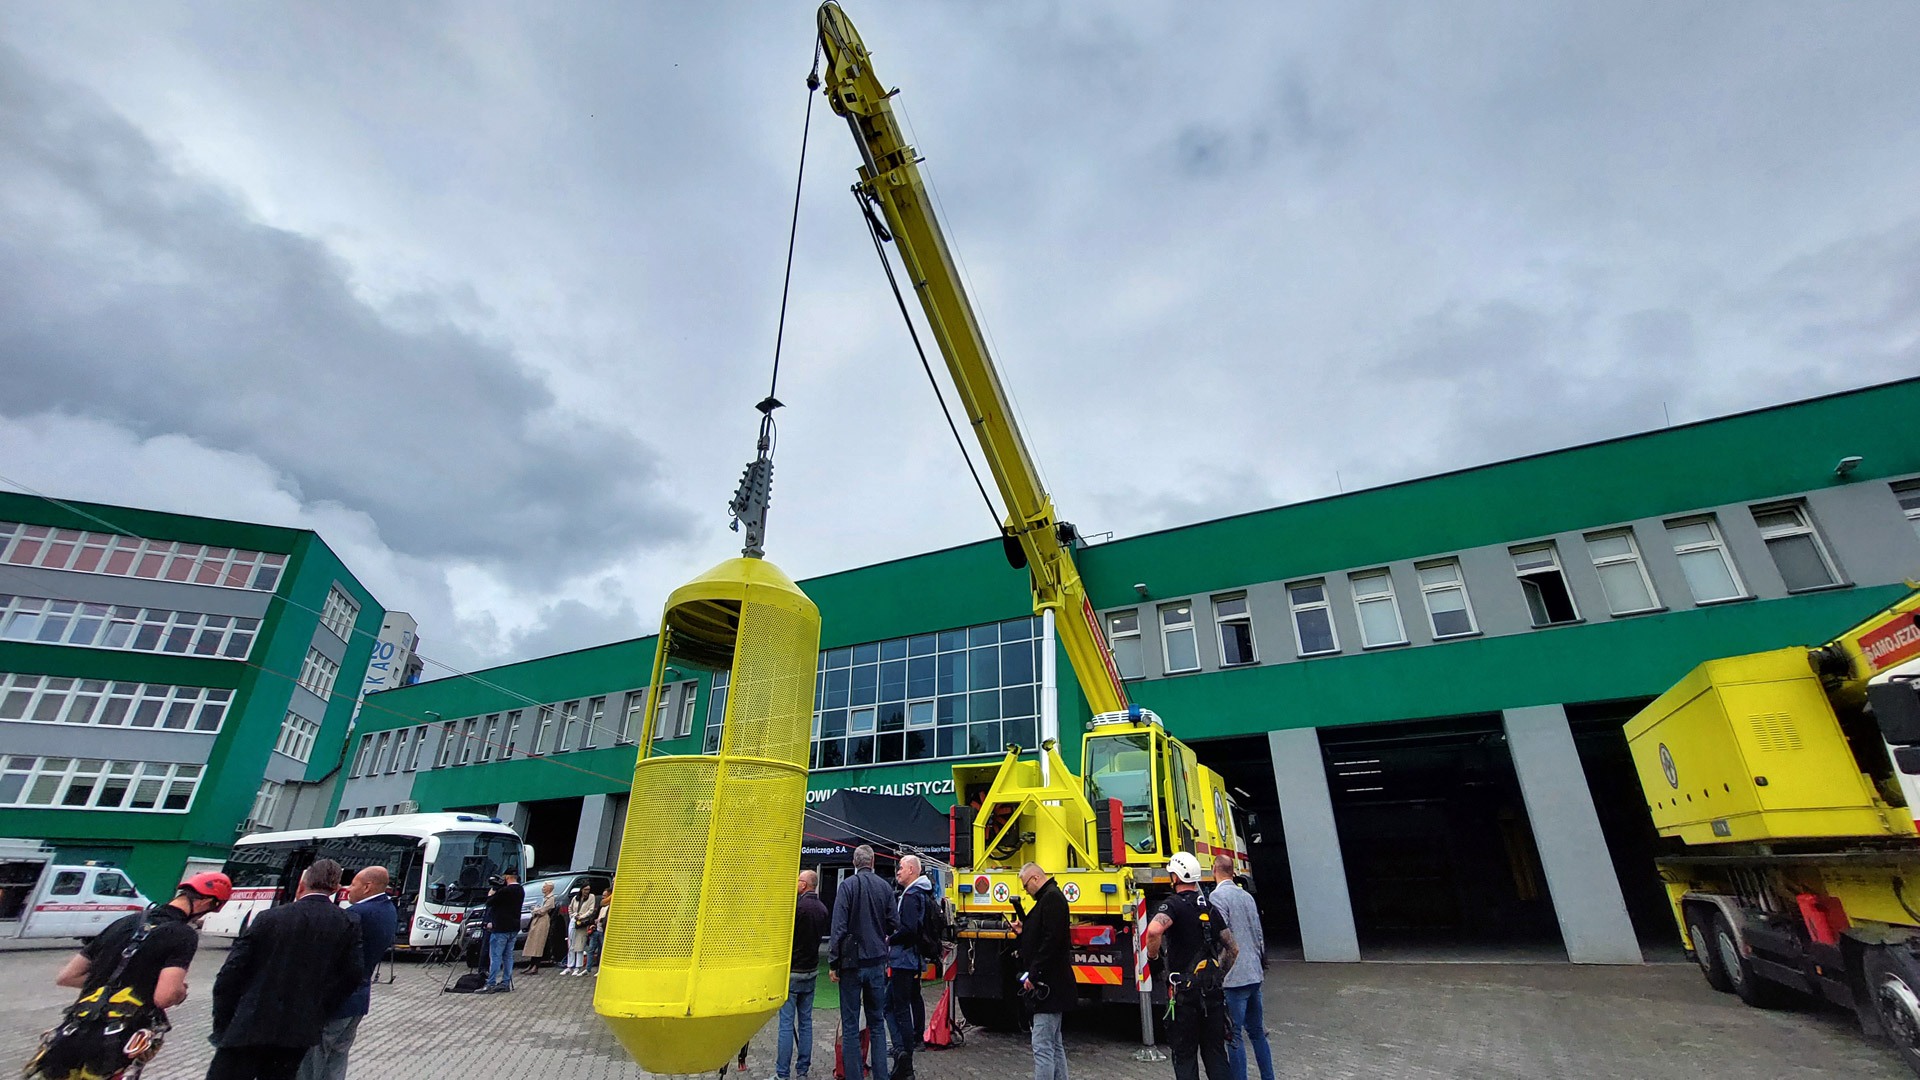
[{"left": 595, "top": 556, "right": 820, "bottom": 1074}]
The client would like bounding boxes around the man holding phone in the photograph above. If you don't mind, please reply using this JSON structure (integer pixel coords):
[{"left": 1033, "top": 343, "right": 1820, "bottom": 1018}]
[{"left": 1014, "top": 862, "right": 1072, "bottom": 1080}]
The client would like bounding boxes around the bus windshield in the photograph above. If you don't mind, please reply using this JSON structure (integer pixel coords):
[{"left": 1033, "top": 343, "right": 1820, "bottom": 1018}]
[
  {"left": 1084, "top": 732, "right": 1159, "bottom": 854},
  {"left": 223, "top": 839, "right": 305, "bottom": 890},
  {"left": 429, "top": 832, "right": 522, "bottom": 904}
]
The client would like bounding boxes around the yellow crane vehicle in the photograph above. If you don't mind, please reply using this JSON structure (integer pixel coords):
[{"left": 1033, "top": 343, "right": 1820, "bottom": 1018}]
[
  {"left": 1627, "top": 586, "right": 1920, "bottom": 1073},
  {"left": 815, "top": 2, "right": 1247, "bottom": 1028}
]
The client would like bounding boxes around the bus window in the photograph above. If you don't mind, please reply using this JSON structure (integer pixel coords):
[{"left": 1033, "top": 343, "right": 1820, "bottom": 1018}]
[
  {"left": 222, "top": 840, "right": 307, "bottom": 891},
  {"left": 429, "top": 832, "right": 522, "bottom": 904}
]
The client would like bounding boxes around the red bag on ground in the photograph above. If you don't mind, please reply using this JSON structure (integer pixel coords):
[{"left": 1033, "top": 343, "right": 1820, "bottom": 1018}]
[
  {"left": 923, "top": 981, "right": 959, "bottom": 1050},
  {"left": 832, "top": 1027, "right": 870, "bottom": 1080}
]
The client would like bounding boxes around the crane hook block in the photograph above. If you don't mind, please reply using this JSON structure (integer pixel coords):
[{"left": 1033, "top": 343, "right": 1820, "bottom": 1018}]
[{"left": 594, "top": 555, "right": 821, "bottom": 1074}]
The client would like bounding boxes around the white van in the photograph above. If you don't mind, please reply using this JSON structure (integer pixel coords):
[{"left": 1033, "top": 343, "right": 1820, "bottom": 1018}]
[{"left": 1, "top": 840, "right": 154, "bottom": 941}]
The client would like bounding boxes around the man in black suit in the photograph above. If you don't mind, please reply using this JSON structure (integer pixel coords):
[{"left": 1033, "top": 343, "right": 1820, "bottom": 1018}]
[{"left": 207, "top": 859, "right": 364, "bottom": 1080}]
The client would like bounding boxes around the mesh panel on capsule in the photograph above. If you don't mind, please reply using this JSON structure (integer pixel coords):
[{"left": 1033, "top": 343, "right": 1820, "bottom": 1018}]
[
  {"left": 602, "top": 755, "right": 717, "bottom": 968},
  {"left": 724, "top": 597, "right": 817, "bottom": 767},
  {"left": 696, "top": 760, "right": 808, "bottom": 968}
]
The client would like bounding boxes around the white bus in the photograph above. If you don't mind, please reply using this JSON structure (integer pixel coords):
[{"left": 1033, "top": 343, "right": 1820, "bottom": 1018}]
[{"left": 202, "top": 812, "right": 530, "bottom": 951}]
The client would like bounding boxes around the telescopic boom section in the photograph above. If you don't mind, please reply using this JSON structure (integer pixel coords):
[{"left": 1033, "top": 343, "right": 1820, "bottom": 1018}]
[{"left": 817, "top": 2, "right": 1129, "bottom": 716}]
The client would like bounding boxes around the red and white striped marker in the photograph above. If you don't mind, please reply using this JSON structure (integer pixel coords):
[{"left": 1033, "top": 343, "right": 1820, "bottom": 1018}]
[{"left": 1133, "top": 895, "right": 1152, "bottom": 992}]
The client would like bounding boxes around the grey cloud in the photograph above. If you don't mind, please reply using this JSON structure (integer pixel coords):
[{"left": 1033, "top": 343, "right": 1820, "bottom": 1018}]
[{"left": 0, "top": 48, "right": 693, "bottom": 579}]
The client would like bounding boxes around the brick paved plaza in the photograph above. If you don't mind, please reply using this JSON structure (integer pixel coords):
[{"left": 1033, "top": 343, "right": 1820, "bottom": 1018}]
[{"left": 0, "top": 944, "right": 1906, "bottom": 1078}]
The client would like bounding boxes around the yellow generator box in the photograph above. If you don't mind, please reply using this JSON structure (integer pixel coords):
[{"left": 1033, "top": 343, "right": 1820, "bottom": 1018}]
[{"left": 1625, "top": 648, "right": 1912, "bottom": 844}]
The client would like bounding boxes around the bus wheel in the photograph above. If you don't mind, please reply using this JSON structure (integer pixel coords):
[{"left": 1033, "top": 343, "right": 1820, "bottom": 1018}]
[
  {"left": 1687, "top": 910, "right": 1732, "bottom": 993},
  {"left": 1865, "top": 946, "right": 1920, "bottom": 1075}
]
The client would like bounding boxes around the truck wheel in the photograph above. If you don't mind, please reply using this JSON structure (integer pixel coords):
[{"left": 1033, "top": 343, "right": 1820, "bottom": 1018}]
[
  {"left": 1688, "top": 911, "right": 1733, "bottom": 993},
  {"left": 1712, "top": 912, "right": 1788, "bottom": 1009},
  {"left": 1864, "top": 947, "right": 1920, "bottom": 1075}
]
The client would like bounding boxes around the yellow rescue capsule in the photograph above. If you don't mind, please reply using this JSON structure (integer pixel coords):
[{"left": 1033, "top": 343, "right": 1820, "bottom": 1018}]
[{"left": 595, "top": 555, "right": 820, "bottom": 1074}]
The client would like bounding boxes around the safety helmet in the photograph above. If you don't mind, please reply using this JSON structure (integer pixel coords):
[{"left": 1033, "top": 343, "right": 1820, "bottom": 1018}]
[
  {"left": 180, "top": 871, "right": 233, "bottom": 907},
  {"left": 1166, "top": 852, "right": 1204, "bottom": 884}
]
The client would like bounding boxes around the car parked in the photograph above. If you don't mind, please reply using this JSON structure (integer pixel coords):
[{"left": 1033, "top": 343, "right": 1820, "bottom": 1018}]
[{"left": 517, "top": 867, "right": 613, "bottom": 946}]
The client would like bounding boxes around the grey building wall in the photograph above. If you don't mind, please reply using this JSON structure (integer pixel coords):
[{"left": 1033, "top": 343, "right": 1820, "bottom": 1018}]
[
  {"left": 0, "top": 565, "right": 275, "bottom": 619},
  {"left": 1, "top": 725, "right": 216, "bottom": 763}
]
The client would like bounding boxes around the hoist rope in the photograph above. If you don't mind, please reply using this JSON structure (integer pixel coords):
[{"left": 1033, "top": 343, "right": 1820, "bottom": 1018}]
[{"left": 765, "top": 44, "right": 826, "bottom": 407}]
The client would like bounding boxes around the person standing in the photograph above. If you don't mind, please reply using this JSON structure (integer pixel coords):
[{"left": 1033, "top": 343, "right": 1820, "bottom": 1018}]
[
  {"left": 1142, "top": 853, "right": 1238, "bottom": 1080},
  {"left": 207, "top": 859, "right": 365, "bottom": 1080},
  {"left": 588, "top": 886, "right": 611, "bottom": 974},
  {"left": 297, "top": 866, "right": 398, "bottom": 1080},
  {"left": 1015, "top": 862, "right": 1072, "bottom": 1080},
  {"left": 776, "top": 870, "right": 830, "bottom": 1080},
  {"left": 1208, "top": 856, "right": 1273, "bottom": 1080},
  {"left": 480, "top": 871, "right": 523, "bottom": 993},
  {"left": 828, "top": 845, "right": 895, "bottom": 1080},
  {"left": 886, "top": 855, "right": 933, "bottom": 1080},
  {"left": 566, "top": 883, "right": 599, "bottom": 975},
  {"left": 522, "top": 881, "right": 558, "bottom": 973},
  {"left": 30, "top": 873, "right": 230, "bottom": 1080}
]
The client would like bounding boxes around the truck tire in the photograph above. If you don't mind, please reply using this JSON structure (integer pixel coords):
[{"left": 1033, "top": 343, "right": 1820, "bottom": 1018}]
[
  {"left": 1864, "top": 946, "right": 1920, "bottom": 1075},
  {"left": 1687, "top": 910, "right": 1733, "bottom": 993},
  {"left": 1711, "top": 911, "right": 1788, "bottom": 1010}
]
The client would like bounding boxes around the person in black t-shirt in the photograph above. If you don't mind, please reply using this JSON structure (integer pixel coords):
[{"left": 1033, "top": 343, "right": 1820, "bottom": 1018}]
[
  {"left": 481, "top": 873, "right": 525, "bottom": 993},
  {"left": 1142, "top": 853, "right": 1238, "bottom": 1080},
  {"left": 53, "top": 872, "right": 230, "bottom": 1011}
]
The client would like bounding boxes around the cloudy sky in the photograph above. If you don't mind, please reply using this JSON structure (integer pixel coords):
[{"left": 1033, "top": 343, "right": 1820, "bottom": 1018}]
[{"left": 4, "top": 2, "right": 1917, "bottom": 676}]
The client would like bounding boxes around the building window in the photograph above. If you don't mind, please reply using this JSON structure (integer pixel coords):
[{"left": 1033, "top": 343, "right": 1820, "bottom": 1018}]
[
  {"left": 336, "top": 809, "right": 350, "bottom": 824},
  {"left": 675, "top": 690, "right": 697, "bottom": 739},
  {"left": 319, "top": 586, "right": 360, "bottom": 641},
  {"left": 376, "top": 731, "right": 399, "bottom": 774},
  {"left": 1213, "top": 593, "right": 1256, "bottom": 666},
  {"left": 1415, "top": 559, "right": 1477, "bottom": 638},
  {"left": 0, "top": 674, "right": 231, "bottom": 732},
  {"left": 532, "top": 707, "right": 556, "bottom": 755},
  {"left": 387, "top": 728, "right": 411, "bottom": 773},
  {"left": 0, "top": 595, "right": 259, "bottom": 660},
  {"left": 653, "top": 690, "right": 675, "bottom": 742},
  {"left": 1159, "top": 603, "right": 1199, "bottom": 673},
  {"left": 704, "top": 674, "right": 730, "bottom": 754},
  {"left": 435, "top": 721, "right": 458, "bottom": 768},
  {"left": 500, "top": 712, "right": 521, "bottom": 760},
  {"left": 275, "top": 710, "right": 320, "bottom": 763},
  {"left": 584, "top": 697, "right": 606, "bottom": 749},
  {"left": 407, "top": 725, "right": 430, "bottom": 770},
  {"left": 1287, "top": 581, "right": 1340, "bottom": 656},
  {"left": 1666, "top": 516, "right": 1745, "bottom": 604},
  {"left": 297, "top": 648, "right": 340, "bottom": 699},
  {"left": 1348, "top": 570, "right": 1407, "bottom": 647},
  {"left": 0, "top": 755, "right": 201, "bottom": 813},
  {"left": 1511, "top": 543, "right": 1580, "bottom": 626},
  {"left": 620, "top": 692, "right": 646, "bottom": 744},
  {"left": 249, "top": 780, "right": 282, "bottom": 829},
  {"left": 1751, "top": 502, "right": 1840, "bottom": 592},
  {"left": 558, "top": 701, "right": 582, "bottom": 752},
  {"left": 1896, "top": 481, "right": 1920, "bottom": 540},
  {"left": 1584, "top": 529, "right": 1659, "bottom": 615},
  {"left": 1105, "top": 611, "right": 1143, "bottom": 680},
  {"left": 0, "top": 522, "right": 287, "bottom": 591},
  {"left": 456, "top": 718, "right": 479, "bottom": 765},
  {"left": 351, "top": 734, "right": 377, "bottom": 777},
  {"left": 478, "top": 714, "right": 501, "bottom": 763}
]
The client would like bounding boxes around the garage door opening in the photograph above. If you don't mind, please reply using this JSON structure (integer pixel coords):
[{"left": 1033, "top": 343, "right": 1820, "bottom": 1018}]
[
  {"left": 1567, "top": 698, "right": 1680, "bottom": 958},
  {"left": 521, "top": 797, "right": 583, "bottom": 875},
  {"left": 1321, "top": 716, "right": 1564, "bottom": 961},
  {"left": 1190, "top": 735, "right": 1303, "bottom": 958}
]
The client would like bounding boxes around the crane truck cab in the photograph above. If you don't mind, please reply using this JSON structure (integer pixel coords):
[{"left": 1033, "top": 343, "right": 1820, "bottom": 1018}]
[{"left": 1626, "top": 588, "right": 1920, "bottom": 1075}]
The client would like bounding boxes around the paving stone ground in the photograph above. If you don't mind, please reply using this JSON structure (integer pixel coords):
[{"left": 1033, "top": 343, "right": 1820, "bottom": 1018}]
[{"left": 0, "top": 942, "right": 1909, "bottom": 1079}]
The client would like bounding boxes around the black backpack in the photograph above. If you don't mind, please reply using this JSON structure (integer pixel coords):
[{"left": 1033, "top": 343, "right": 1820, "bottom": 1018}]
[
  {"left": 25, "top": 911, "right": 170, "bottom": 1080},
  {"left": 917, "top": 891, "right": 948, "bottom": 967}
]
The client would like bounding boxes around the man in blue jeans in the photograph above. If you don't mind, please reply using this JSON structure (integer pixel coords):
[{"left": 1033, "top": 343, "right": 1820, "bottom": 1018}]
[
  {"left": 778, "top": 870, "right": 831, "bottom": 1080},
  {"left": 829, "top": 846, "right": 896, "bottom": 1080},
  {"left": 481, "top": 872, "right": 523, "bottom": 994},
  {"left": 1209, "top": 855, "right": 1274, "bottom": 1080}
]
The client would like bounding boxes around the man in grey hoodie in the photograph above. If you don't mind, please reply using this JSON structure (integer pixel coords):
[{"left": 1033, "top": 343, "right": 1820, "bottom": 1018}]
[{"left": 886, "top": 855, "right": 933, "bottom": 1080}]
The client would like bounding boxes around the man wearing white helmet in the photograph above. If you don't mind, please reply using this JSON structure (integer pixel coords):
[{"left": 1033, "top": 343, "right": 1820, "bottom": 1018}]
[{"left": 1142, "top": 852, "right": 1236, "bottom": 1080}]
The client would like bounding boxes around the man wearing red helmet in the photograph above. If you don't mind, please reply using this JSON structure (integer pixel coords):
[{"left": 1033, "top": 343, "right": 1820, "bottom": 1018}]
[{"left": 53, "top": 871, "right": 231, "bottom": 1012}]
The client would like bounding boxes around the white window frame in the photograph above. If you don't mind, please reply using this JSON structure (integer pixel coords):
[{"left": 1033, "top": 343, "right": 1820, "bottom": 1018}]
[
  {"left": 1511, "top": 542, "right": 1581, "bottom": 627},
  {"left": 250, "top": 780, "right": 282, "bottom": 829},
  {"left": 319, "top": 585, "right": 360, "bottom": 641},
  {"left": 1212, "top": 592, "right": 1257, "bottom": 666},
  {"left": 585, "top": 697, "right": 606, "bottom": 749},
  {"left": 653, "top": 690, "right": 674, "bottom": 741},
  {"left": 1105, "top": 611, "right": 1144, "bottom": 680},
  {"left": 351, "top": 734, "right": 377, "bottom": 777},
  {"left": 1584, "top": 529, "right": 1661, "bottom": 615},
  {"left": 676, "top": 689, "right": 697, "bottom": 739},
  {"left": 1287, "top": 580, "right": 1341, "bottom": 657},
  {"left": 435, "top": 720, "right": 459, "bottom": 768},
  {"left": 407, "top": 725, "right": 429, "bottom": 770},
  {"left": 620, "top": 692, "right": 646, "bottom": 744},
  {"left": 0, "top": 757, "right": 203, "bottom": 813},
  {"left": 478, "top": 714, "right": 500, "bottom": 763},
  {"left": 275, "top": 710, "right": 320, "bottom": 764},
  {"left": 386, "top": 728, "right": 410, "bottom": 773},
  {"left": 1666, "top": 515, "right": 1747, "bottom": 604},
  {"left": 1414, "top": 559, "right": 1478, "bottom": 638},
  {"left": 533, "top": 707, "right": 556, "bottom": 755},
  {"left": 1159, "top": 602, "right": 1200, "bottom": 674},
  {"left": 1896, "top": 480, "right": 1920, "bottom": 539},
  {"left": 297, "top": 648, "right": 340, "bottom": 699},
  {"left": 1750, "top": 501, "right": 1841, "bottom": 592},
  {"left": 501, "top": 711, "right": 522, "bottom": 760},
  {"left": 558, "top": 700, "right": 582, "bottom": 752},
  {"left": 1348, "top": 570, "right": 1408, "bottom": 647}
]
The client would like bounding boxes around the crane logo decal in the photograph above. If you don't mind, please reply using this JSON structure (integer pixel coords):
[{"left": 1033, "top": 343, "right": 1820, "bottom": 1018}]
[
  {"left": 1062, "top": 881, "right": 1081, "bottom": 902},
  {"left": 991, "top": 882, "right": 1010, "bottom": 903},
  {"left": 1659, "top": 743, "right": 1679, "bottom": 789}
]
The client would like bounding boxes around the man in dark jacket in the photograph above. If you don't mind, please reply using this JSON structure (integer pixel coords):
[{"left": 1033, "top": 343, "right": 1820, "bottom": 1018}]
[
  {"left": 207, "top": 859, "right": 364, "bottom": 1080},
  {"left": 829, "top": 845, "right": 895, "bottom": 1080},
  {"left": 776, "top": 869, "right": 831, "bottom": 1080},
  {"left": 296, "top": 865, "right": 398, "bottom": 1080},
  {"left": 481, "top": 871, "right": 524, "bottom": 992},
  {"left": 886, "top": 855, "right": 934, "bottom": 1080},
  {"left": 1016, "top": 861, "right": 1073, "bottom": 1080}
]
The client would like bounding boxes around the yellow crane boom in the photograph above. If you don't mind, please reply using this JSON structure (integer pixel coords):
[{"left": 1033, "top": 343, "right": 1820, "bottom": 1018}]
[{"left": 816, "top": 1, "right": 1129, "bottom": 717}]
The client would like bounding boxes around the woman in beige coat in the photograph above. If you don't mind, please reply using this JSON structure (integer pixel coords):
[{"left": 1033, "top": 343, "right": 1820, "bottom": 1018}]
[
  {"left": 566, "top": 883, "right": 599, "bottom": 975},
  {"left": 521, "top": 881, "right": 557, "bottom": 972}
]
